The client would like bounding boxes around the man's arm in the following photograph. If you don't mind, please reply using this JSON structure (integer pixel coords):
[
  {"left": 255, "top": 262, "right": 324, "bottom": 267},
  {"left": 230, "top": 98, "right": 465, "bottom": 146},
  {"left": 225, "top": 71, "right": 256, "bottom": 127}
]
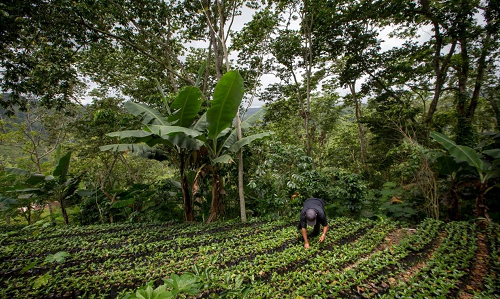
[
  {"left": 319, "top": 226, "right": 328, "bottom": 242},
  {"left": 301, "top": 228, "right": 309, "bottom": 249}
]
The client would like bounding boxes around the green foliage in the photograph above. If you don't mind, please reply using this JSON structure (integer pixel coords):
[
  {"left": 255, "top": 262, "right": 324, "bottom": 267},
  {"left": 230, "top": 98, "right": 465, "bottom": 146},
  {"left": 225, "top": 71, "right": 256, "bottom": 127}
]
[
  {"left": 45, "top": 251, "right": 70, "bottom": 263},
  {"left": 1, "top": 217, "right": 492, "bottom": 298},
  {"left": 167, "top": 87, "right": 203, "bottom": 127},
  {"left": 76, "top": 181, "right": 184, "bottom": 224},
  {"left": 247, "top": 141, "right": 367, "bottom": 217},
  {"left": 375, "top": 182, "right": 417, "bottom": 220},
  {"left": 207, "top": 70, "right": 244, "bottom": 140}
]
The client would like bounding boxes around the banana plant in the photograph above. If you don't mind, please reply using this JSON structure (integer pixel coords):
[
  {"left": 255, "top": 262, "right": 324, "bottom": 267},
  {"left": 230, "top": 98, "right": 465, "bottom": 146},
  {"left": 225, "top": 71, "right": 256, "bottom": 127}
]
[
  {"left": 188, "top": 71, "right": 272, "bottom": 222},
  {"left": 430, "top": 132, "right": 500, "bottom": 219},
  {"left": 5, "top": 148, "right": 83, "bottom": 225},
  {"left": 101, "top": 85, "right": 203, "bottom": 222},
  {"left": 101, "top": 70, "right": 272, "bottom": 222}
]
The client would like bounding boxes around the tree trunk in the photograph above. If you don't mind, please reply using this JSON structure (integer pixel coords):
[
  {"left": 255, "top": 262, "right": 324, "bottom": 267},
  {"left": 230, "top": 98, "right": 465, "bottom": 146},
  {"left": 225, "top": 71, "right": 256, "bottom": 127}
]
[
  {"left": 455, "top": 35, "right": 474, "bottom": 147},
  {"left": 475, "top": 182, "right": 488, "bottom": 219},
  {"left": 236, "top": 114, "right": 247, "bottom": 222},
  {"left": 207, "top": 171, "right": 221, "bottom": 223},
  {"left": 349, "top": 82, "right": 366, "bottom": 169},
  {"left": 489, "top": 96, "right": 500, "bottom": 131},
  {"left": 5, "top": 215, "right": 10, "bottom": 225},
  {"left": 27, "top": 206, "right": 31, "bottom": 225},
  {"left": 180, "top": 153, "right": 194, "bottom": 222},
  {"left": 58, "top": 199, "right": 69, "bottom": 225},
  {"left": 448, "top": 182, "right": 461, "bottom": 221},
  {"left": 47, "top": 202, "right": 55, "bottom": 223},
  {"left": 304, "top": 1, "right": 313, "bottom": 159}
]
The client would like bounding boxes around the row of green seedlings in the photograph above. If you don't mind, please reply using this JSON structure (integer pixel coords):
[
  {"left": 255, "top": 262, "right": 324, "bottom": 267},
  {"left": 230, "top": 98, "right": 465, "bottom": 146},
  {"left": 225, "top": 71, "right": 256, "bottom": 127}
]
[
  {"left": 1, "top": 218, "right": 267, "bottom": 258},
  {"left": 248, "top": 219, "right": 399, "bottom": 298},
  {"left": 257, "top": 218, "right": 441, "bottom": 298},
  {"left": 0, "top": 219, "right": 286, "bottom": 298},
  {"left": 461, "top": 222, "right": 500, "bottom": 299},
  {"left": 117, "top": 217, "right": 375, "bottom": 299},
  {"left": 199, "top": 218, "right": 377, "bottom": 297},
  {"left": 336, "top": 218, "right": 443, "bottom": 299},
  {"left": 347, "top": 218, "right": 444, "bottom": 298},
  {"left": 0, "top": 218, "right": 287, "bottom": 278},
  {"left": 0, "top": 219, "right": 303, "bottom": 298},
  {"left": 3, "top": 220, "right": 184, "bottom": 243},
  {"left": 379, "top": 221, "right": 477, "bottom": 298},
  {"left": 3, "top": 216, "right": 255, "bottom": 242}
]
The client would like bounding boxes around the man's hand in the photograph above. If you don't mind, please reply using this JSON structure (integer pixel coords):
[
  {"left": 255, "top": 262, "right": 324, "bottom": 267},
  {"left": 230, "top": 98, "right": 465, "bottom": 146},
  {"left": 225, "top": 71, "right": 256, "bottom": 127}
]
[
  {"left": 304, "top": 242, "right": 310, "bottom": 249},
  {"left": 319, "top": 234, "right": 326, "bottom": 243}
]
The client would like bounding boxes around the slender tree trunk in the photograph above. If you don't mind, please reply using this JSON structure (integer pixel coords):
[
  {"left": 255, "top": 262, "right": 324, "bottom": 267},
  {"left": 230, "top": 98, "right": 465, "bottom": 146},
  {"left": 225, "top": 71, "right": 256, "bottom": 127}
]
[
  {"left": 455, "top": 34, "right": 474, "bottom": 147},
  {"left": 216, "top": 0, "right": 246, "bottom": 222},
  {"left": 5, "top": 215, "right": 10, "bottom": 225},
  {"left": 349, "top": 82, "right": 366, "bottom": 169},
  {"left": 304, "top": 0, "right": 313, "bottom": 158},
  {"left": 180, "top": 153, "right": 194, "bottom": 222},
  {"left": 207, "top": 171, "right": 221, "bottom": 223},
  {"left": 27, "top": 207, "right": 31, "bottom": 225},
  {"left": 48, "top": 202, "right": 55, "bottom": 223},
  {"left": 467, "top": 32, "right": 491, "bottom": 121},
  {"left": 475, "top": 182, "right": 488, "bottom": 220},
  {"left": 489, "top": 96, "right": 500, "bottom": 131},
  {"left": 448, "top": 185, "right": 461, "bottom": 221},
  {"left": 236, "top": 114, "right": 246, "bottom": 222},
  {"left": 59, "top": 199, "right": 69, "bottom": 225}
]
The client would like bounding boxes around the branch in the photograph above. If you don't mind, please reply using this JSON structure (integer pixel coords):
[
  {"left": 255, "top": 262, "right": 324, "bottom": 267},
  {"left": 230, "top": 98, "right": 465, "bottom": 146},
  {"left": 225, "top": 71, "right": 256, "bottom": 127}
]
[
  {"left": 79, "top": 16, "right": 195, "bottom": 85},
  {"left": 108, "top": 0, "right": 193, "bottom": 84}
]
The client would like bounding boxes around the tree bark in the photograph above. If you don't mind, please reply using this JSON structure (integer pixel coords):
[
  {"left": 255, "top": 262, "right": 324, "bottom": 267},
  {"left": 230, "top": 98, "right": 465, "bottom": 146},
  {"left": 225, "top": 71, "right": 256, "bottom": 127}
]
[
  {"left": 489, "top": 96, "right": 500, "bottom": 131},
  {"left": 236, "top": 113, "right": 247, "bottom": 222},
  {"left": 349, "top": 82, "right": 366, "bottom": 169},
  {"left": 475, "top": 182, "right": 488, "bottom": 220},
  {"left": 180, "top": 153, "right": 194, "bottom": 222},
  {"left": 467, "top": 32, "right": 491, "bottom": 121},
  {"left": 59, "top": 199, "right": 69, "bottom": 225},
  {"left": 455, "top": 33, "right": 475, "bottom": 147},
  {"left": 207, "top": 171, "right": 221, "bottom": 223}
]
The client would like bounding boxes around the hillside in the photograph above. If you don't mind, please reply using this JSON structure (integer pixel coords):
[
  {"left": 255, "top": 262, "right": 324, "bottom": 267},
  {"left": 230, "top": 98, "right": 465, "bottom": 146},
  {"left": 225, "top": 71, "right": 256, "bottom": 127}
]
[{"left": 1, "top": 217, "right": 498, "bottom": 298}]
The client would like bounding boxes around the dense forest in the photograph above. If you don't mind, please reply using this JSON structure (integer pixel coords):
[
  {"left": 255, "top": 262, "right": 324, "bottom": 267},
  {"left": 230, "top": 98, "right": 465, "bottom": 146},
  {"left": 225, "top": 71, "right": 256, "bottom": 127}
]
[{"left": 0, "top": 0, "right": 500, "bottom": 297}]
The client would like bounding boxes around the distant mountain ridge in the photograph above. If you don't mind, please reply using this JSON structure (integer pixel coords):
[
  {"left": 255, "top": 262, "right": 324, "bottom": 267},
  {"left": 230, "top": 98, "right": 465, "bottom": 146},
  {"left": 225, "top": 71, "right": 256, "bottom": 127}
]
[{"left": 242, "top": 107, "right": 261, "bottom": 120}]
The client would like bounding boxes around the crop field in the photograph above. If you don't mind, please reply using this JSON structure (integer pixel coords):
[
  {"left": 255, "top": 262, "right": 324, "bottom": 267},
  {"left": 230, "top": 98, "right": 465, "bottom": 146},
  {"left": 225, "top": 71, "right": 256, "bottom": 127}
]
[{"left": 1, "top": 217, "right": 500, "bottom": 299}]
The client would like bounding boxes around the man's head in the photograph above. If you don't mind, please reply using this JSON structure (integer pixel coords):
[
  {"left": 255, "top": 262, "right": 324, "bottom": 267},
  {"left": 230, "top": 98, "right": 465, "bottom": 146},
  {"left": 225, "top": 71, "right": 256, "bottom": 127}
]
[{"left": 305, "top": 209, "right": 317, "bottom": 227}]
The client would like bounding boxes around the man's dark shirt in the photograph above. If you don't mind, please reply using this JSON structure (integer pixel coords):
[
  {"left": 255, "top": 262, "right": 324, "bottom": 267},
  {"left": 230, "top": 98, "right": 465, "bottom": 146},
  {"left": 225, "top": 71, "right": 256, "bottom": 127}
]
[{"left": 299, "top": 198, "right": 328, "bottom": 229}]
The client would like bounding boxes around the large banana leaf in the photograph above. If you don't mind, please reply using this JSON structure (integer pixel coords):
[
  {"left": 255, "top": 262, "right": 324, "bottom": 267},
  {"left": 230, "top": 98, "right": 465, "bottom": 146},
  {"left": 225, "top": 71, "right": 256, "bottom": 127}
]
[
  {"left": 100, "top": 144, "right": 168, "bottom": 161},
  {"left": 207, "top": 71, "right": 244, "bottom": 139},
  {"left": 5, "top": 167, "right": 30, "bottom": 176},
  {"left": 430, "top": 132, "right": 483, "bottom": 171},
  {"left": 5, "top": 168, "right": 46, "bottom": 185},
  {"left": 166, "top": 134, "right": 203, "bottom": 151},
  {"left": 148, "top": 125, "right": 202, "bottom": 138},
  {"left": 106, "top": 130, "right": 153, "bottom": 138},
  {"left": 435, "top": 155, "right": 462, "bottom": 176},
  {"left": 168, "top": 86, "right": 202, "bottom": 127},
  {"left": 212, "top": 154, "right": 234, "bottom": 164},
  {"left": 229, "top": 132, "right": 273, "bottom": 153},
  {"left": 483, "top": 149, "right": 500, "bottom": 159},
  {"left": 222, "top": 107, "right": 268, "bottom": 149},
  {"left": 53, "top": 152, "right": 71, "bottom": 178},
  {"left": 124, "top": 101, "right": 170, "bottom": 126},
  {"left": 192, "top": 112, "right": 207, "bottom": 132}
]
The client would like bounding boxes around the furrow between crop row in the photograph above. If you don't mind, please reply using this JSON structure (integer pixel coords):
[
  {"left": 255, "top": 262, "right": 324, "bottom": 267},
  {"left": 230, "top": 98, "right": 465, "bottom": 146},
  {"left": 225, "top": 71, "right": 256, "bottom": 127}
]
[
  {"left": 378, "top": 221, "right": 476, "bottom": 298},
  {"left": 250, "top": 220, "right": 396, "bottom": 298},
  {"left": 0, "top": 219, "right": 277, "bottom": 261},
  {"left": 0, "top": 221, "right": 296, "bottom": 280},
  {"left": 349, "top": 229, "right": 446, "bottom": 298}
]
